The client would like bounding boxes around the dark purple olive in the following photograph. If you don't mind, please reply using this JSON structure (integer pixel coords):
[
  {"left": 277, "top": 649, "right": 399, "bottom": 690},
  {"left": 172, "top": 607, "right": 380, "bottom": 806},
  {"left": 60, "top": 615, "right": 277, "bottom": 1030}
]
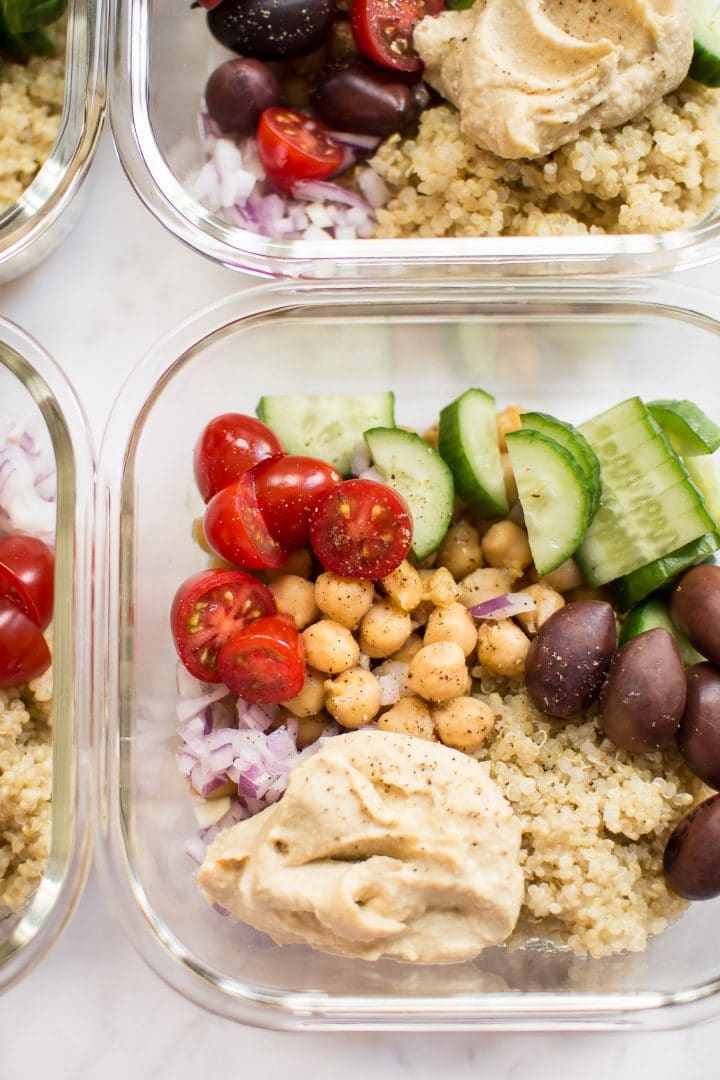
[
  {"left": 205, "top": 59, "right": 281, "bottom": 135},
  {"left": 677, "top": 662, "right": 720, "bottom": 788},
  {"left": 600, "top": 628, "right": 686, "bottom": 752},
  {"left": 670, "top": 563, "right": 720, "bottom": 664},
  {"left": 208, "top": 0, "right": 335, "bottom": 61},
  {"left": 310, "top": 61, "right": 429, "bottom": 137},
  {"left": 525, "top": 601, "right": 616, "bottom": 720},
  {"left": 664, "top": 793, "right": 720, "bottom": 900}
]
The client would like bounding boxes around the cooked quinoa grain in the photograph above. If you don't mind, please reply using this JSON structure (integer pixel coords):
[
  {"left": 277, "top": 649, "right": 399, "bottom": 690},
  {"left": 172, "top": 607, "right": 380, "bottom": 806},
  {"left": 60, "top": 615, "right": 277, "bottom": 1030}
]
[{"left": 370, "top": 83, "right": 720, "bottom": 238}]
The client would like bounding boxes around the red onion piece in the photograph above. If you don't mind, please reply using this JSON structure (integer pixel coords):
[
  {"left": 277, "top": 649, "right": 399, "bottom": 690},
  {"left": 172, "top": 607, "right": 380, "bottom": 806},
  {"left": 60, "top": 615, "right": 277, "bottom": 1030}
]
[
  {"left": 469, "top": 593, "right": 537, "bottom": 620},
  {"left": 325, "top": 129, "right": 381, "bottom": 152}
]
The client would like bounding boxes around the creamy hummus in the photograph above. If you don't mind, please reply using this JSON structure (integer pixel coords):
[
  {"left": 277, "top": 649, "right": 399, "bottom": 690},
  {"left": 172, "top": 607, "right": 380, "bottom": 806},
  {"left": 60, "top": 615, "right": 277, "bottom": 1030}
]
[
  {"left": 414, "top": 0, "right": 693, "bottom": 159},
  {"left": 198, "top": 729, "right": 524, "bottom": 963}
]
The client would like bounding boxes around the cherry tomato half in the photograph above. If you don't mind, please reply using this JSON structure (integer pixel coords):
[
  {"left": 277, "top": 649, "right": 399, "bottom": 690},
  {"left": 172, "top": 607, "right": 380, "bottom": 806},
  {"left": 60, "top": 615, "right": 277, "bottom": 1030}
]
[
  {"left": 310, "top": 478, "right": 412, "bottom": 579},
  {"left": 351, "top": 0, "right": 444, "bottom": 72},
  {"left": 204, "top": 469, "right": 288, "bottom": 571},
  {"left": 0, "top": 535, "right": 54, "bottom": 629},
  {"left": 217, "top": 613, "right": 306, "bottom": 704},
  {"left": 171, "top": 569, "right": 277, "bottom": 682},
  {"left": 0, "top": 596, "right": 51, "bottom": 687},
  {"left": 253, "top": 455, "right": 342, "bottom": 551},
  {"left": 257, "top": 107, "right": 345, "bottom": 194},
  {"left": 193, "top": 413, "right": 285, "bottom": 503}
]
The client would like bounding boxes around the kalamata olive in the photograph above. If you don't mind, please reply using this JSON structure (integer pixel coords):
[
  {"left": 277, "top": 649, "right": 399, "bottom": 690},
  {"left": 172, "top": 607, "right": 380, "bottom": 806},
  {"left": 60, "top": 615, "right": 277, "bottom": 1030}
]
[
  {"left": 525, "top": 601, "right": 616, "bottom": 720},
  {"left": 663, "top": 793, "right": 720, "bottom": 900},
  {"left": 205, "top": 58, "right": 281, "bottom": 135},
  {"left": 599, "top": 628, "right": 686, "bottom": 752},
  {"left": 310, "top": 61, "right": 426, "bottom": 137},
  {"left": 208, "top": 0, "right": 335, "bottom": 62},
  {"left": 670, "top": 563, "right": 720, "bottom": 664},
  {"left": 677, "top": 662, "right": 720, "bottom": 788}
]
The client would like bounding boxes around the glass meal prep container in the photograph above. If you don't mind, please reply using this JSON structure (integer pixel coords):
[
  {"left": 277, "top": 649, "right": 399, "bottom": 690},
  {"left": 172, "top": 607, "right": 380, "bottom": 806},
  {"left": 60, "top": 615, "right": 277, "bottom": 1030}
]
[
  {"left": 96, "top": 278, "right": 720, "bottom": 1030},
  {"left": 0, "top": 0, "right": 106, "bottom": 284},
  {"left": 111, "top": 0, "right": 720, "bottom": 280},
  {"left": 0, "top": 317, "right": 93, "bottom": 993}
]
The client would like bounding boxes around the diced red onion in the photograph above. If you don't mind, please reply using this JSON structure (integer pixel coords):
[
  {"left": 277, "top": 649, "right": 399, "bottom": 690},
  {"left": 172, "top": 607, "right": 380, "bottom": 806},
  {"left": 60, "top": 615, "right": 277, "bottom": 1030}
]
[
  {"left": 193, "top": 796, "right": 232, "bottom": 828},
  {"left": 176, "top": 748, "right": 198, "bottom": 779},
  {"left": 469, "top": 593, "right": 537, "bottom": 620},
  {"left": 213, "top": 902, "right": 230, "bottom": 917},
  {"left": 358, "top": 466, "right": 383, "bottom": 483},
  {"left": 184, "top": 835, "right": 206, "bottom": 866},
  {"left": 0, "top": 424, "right": 56, "bottom": 545},
  {"left": 176, "top": 685, "right": 229, "bottom": 724},
  {"left": 209, "top": 743, "right": 235, "bottom": 771},
  {"left": 291, "top": 179, "right": 371, "bottom": 210},
  {"left": 350, "top": 441, "right": 371, "bottom": 477},
  {"left": 326, "top": 130, "right": 381, "bottom": 152},
  {"left": 356, "top": 167, "right": 390, "bottom": 209}
]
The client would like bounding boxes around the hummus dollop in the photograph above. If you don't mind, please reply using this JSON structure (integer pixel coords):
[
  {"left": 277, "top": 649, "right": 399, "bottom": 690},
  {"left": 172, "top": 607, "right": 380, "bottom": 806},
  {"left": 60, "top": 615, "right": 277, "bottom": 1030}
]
[
  {"left": 197, "top": 729, "right": 523, "bottom": 963},
  {"left": 413, "top": 0, "right": 694, "bottom": 159}
]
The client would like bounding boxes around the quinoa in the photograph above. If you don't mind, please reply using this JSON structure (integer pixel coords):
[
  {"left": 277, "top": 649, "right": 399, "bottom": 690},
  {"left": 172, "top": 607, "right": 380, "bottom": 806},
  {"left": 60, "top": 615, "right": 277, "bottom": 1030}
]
[
  {"left": 370, "top": 81, "right": 720, "bottom": 238},
  {"left": 0, "top": 24, "right": 66, "bottom": 214}
]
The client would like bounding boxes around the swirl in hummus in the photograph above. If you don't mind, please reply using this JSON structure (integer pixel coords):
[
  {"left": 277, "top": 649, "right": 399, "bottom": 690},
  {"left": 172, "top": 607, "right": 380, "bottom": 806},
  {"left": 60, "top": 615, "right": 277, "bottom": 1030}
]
[
  {"left": 198, "top": 729, "right": 524, "bottom": 963},
  {"left": 413, "top": 0, "right": 694, "bottom": 159}
]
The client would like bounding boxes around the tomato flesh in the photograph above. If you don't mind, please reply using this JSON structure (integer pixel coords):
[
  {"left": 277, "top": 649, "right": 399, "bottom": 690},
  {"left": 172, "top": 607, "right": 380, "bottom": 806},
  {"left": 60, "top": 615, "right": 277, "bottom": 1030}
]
[
  {"left": 171, "top": 569, "right": 277, "bottom": 682},
  {"left": 0, "top": 596, "right": 51, "bottom": 687},
  {"left": 203, "top": 470, "right": 288, "bottom": 571},
  {"left": 217, "top": 613, "right": 306, "bottom": 704},
  {"left": 253, "top": 454, "right": 342, "bottom": 551},
  {"left": 351, "top": 0, "right": 444, "bottom": 72},
  {"left": 257, "top": 107, "right": 345, "bottom": 194},
  {"left": 310, "top": 478, "right": 412, "bottom": 579},
  {"left": 193, "top": 413, "right": 285, "bottom": 503},
  {"left": 0, "top": 535, "right": 54, "bottom": 629}
]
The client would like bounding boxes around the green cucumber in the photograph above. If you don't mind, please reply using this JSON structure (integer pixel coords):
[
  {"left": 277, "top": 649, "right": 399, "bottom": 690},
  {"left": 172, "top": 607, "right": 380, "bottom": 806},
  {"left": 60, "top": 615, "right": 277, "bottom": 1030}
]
[
  {"left": 613, "top": 531, "right": 720, "bottom": 611},
  {"left": 648, "top": 399, "right": 720, "bottom": 457},
  {"left": 577, "top": 398, "right": 715, "bottom": 587},
  {"left": 256, "top": 392, "right": 395, "bottom": 477},
  {"left": 438, "top": 389, "right": 508, "bottom": 518},
  {"left": 690, "top": 0, "right": 720, "bottom": 86},
  {"left": 505, "top": 429, "right": 591, "bottom": 575},
  {"left": 619, "top": 596, "right": 704, "bottom": 666},
  {"left": 686, "top": 454, "right": 720, "bottom": 524},
  {"left": 364, "top": 427, "right": 454, "bottom": 560},
  {"left": 520, "top": 411, "right": 601, "bottom": 518}
]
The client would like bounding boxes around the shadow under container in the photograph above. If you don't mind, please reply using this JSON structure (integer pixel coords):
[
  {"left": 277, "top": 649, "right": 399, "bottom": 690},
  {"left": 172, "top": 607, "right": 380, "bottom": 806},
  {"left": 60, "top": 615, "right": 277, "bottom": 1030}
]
[
  {"left": 0, "top": 0, "right": 106, "bottom": 284},
  {"left": 0, "top": 319, "right": 94, "bottom": 993},
  {"left": 97, "top": 279, "right": 720, "bottom": 1029}
]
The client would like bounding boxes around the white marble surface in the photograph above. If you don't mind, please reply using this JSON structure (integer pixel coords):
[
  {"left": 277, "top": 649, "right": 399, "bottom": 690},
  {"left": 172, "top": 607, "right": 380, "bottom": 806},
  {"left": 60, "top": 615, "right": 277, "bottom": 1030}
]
[{"left": 1, "top": 132, "right": 720, "bottom": 1077}]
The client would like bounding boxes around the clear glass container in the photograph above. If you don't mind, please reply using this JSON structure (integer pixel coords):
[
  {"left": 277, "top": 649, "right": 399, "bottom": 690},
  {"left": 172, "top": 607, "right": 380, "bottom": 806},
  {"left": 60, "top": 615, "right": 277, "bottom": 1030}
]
[
  {"left": 111, "top": 0, "right": 720, "bottom": 280},
  {"left": 0, "top": 0, "right": 107, "bottom": 284},
  {"left": 96, "top": 278, "right": 720, "bottom": 1029},
  {"left": 0, "top": 318, "right": 94, "bottom": 993}
]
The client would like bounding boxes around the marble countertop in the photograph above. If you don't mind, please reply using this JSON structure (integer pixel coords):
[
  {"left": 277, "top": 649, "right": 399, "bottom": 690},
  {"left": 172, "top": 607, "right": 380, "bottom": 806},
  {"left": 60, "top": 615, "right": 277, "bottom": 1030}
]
[{"left": 1, "top": 133, "right": 720, "bottom": 1078}]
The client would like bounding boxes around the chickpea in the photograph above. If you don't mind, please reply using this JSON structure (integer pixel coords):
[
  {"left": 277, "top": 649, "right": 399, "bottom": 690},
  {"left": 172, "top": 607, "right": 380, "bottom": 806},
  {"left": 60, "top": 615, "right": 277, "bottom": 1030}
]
[
  {"left": 536, "top": 557, "right": 584, "bottom": 594},
  {"left": 382, "top": 560, "right": 423, "bottom": 613},
  {"left": 419, "top": 566, "right": 459, "bottom": 608},
  {"left": 423, "top": 601, "right": 477, "bottom": 657},
  {"left": 283, "top": 668, "right": 326, "bottom": 717},
  {"left": 390, "top": 631, "right": 424, "bottom": 663},
  {"left": 377, "top": 697, "right": 436, "bottom": 741},
  {"left": 476, "top": 619, "right": 529, "bottom": 678},
  {"left": 325, "top": 668, "right": 381, "bottom": 729},
  {"left": 515, "top": 583, "right": 565, "bottom": 636},
  {"left": 265, "top": 548, "right": 313, "bottom": 582},
  {"left": 458, "top": 567, "right": 514, "bottom": 609},
  {"left": 433, "top": 697, "right": 495, "bottom": 753},
  {"left": 359, "top": 599, "right": 413, "bottom": 659},
  {"left": 496, "top": 405, "right": 527, "bottom": 453},
  {"left": 481, "top": 520, "right": 533, "bottom": 577},
  {"left": 314, "top": 571, "right": 374, "bottom": 629},
  {"left": 303, "top": 620, "right": 360, "bottom": 674},
  {"left": 295, "top": 712, "right": 331, "bottom": 749},
  {"left": 406, "top": 641, "right": 471, "bottom": 702},
  {"left": 270, "top": 574, "right": 319, "bottom": 630},
  {"left": 436, "top": 519, "right": 483, "bottom": 581},
  {"left": 501, "top": 453, "right": 518, "bottom": 506}
]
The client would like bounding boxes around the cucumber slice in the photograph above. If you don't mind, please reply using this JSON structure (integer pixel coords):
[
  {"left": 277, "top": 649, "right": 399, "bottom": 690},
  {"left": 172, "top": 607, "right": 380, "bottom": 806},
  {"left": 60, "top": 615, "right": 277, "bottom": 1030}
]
[
  {"left": 256, "top": 392, "right": 395, "bottom": 477},
  {"left": 613, "top": 531, "right": 720, "bottom": 611},
  {"left": 438, "top": 389, "right": 508, "bottom": 517},
  {"left": 686, "top": 454, "right": 720, "bottom": 524},
  {"left": 690, "top": 0, "right": 720, "bottom": 86},
  {"left": 505, "top": 429, "right": 591, "bottom": 575},
  {"left": 648, "top": 399, "right": 720, "bottom": 457},
  {"left": 364, "top": 427, "right": 454, "bottom": 560},
  {"left": 520, "top": 412, "right": 601, "bottom": 518},
  {"left": 577, "top": 398, "right": 715, "bottom": 587},
  {"left": 619, "top": 596, "right": 704, "bottom": 666}
]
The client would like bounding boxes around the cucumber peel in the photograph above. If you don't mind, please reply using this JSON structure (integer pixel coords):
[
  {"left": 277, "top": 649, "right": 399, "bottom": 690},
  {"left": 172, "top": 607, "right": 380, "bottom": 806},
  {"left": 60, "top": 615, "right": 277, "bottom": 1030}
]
[{"left": 438, "top": 388, "right": 508, "bottom": 518}]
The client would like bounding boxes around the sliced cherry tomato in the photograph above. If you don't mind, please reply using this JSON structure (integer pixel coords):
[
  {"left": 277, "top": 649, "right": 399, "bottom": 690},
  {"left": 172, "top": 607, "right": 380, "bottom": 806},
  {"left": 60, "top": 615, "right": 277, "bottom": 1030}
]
[
  {"left": 0, "top": 535, "right": 54, "bottom": 630},
  {"left": 217, "top": 613, "right": 305, "bottom": 704},
  {"left": 257, "top": 107, "right": 345, "bottom": 194},
  {"left": 0, "top": 596, "right": 51, "bottom": 687},
  {"left": 310, "top": 478, "right": 412, "bottom": 579},
  {"left": 253, "top": 455, "right": 342, "bottom": 551},
  {"left": 204, "top": 470, "right": 288, "bottom": 571},
  {"left": 171, "top": 568, "right": 277, "bottom": 682},
  {"left": 351, "top": 0, "right": 444, "bottom": 72},
  {"left": 193, "top": 413, "right": 285, "bottom": 503}
]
